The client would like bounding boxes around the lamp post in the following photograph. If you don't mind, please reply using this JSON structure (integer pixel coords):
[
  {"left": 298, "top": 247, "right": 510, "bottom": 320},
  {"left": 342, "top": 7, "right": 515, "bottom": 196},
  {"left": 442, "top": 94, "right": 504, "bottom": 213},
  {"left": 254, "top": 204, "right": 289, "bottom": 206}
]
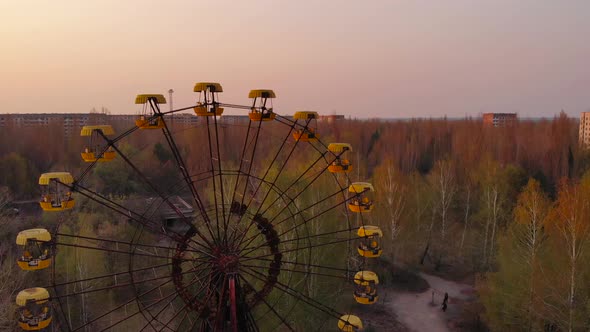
[{"left": 168, "top": 89, "right": 174, "bottom": 113}]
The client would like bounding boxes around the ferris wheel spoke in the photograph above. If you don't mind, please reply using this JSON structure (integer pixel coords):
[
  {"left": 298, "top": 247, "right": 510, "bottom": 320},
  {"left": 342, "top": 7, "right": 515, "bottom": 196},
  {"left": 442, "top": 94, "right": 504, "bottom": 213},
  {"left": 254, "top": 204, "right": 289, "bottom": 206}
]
[
  {"left": 212, "top": 274, "right": 229, "bottom": 331},
  {"left": 240, "top": 224, "right": 325, "bottom": 263},
  {"left": 273, "top": 114, "right": 302, "bottom": 128},
  {"left": 99, "top": 282, "right": 179, "bottom": 332},
  {"left": 183, "top": 312, "right": 199, "bottom": 332},
  {"left": 159, "top": 268, "right": 215, "bottom": 331},
  {"left": 269, "top": 227, "right": 357, "bottom": 247},
  {"left": 241, "top": 236, "right": 355, "bottom": 264},
  {"left": 228, "top": 118, "right": 312, "bottom": 249},
  {"left": 237, "top": 274, "right": 295, "bottom": 332},
  {"left": 96, "top": 265, "right": 207, "bottom": 332},
  {"left": 166, "top": 307, "right": 191, "bottom": 332},
  {"left": 174, "top": 271, "right": 225, "bottom": 331},
  {"left": 55, "top": 233, "right": 180, "bottom": 253},
  {"left": 244, "top": 256, "right": 351, "bottom": 273},
  {"left": 138, "top": 288, "right": 184, "bottom": 332},
  {"left": 223, "top": 124, "right": 264, "bottom": 246},
  {"left": 225, "top": 120, "right": 253, "bottom": 240},
  {"left": 70, "top": 275, "right": 175, "bottom": 331},
  {"left": 204, "top": 116, "right": 223, "bottom": 245},
  {"left": 200, "top": 319, "right": 213, "bottom": 331},
  {"left": 237, "top": 186, "right": 349, "bottom": 255},
  {"left": 241, "top": 227, "right": 353, "bottom": 267},
  {"left": 273, "top": 115, "right": 324, "bottom": 143},
  {"left": 162, "top": 266, "right": 226, "bottom": 329},
  {"left": 270, "top": 191, "right": 357, "bottom": 237},
  {"left": 52, "top": 267, "right": 203, "bottom": 301},
  {"left": 162, "top": 270, "right": 222, "bottom": 330},
  {"left": 263, "top": 155, "right": 342, "bottom": 216},
  {"left": 241, "top": 263, "right": 347, "bottom": 281},
  {"left": 157, "top": 303, "right": 192, "bottom": 332},
  {"left": 243, "top": 301, "right": 261, "bottom": 332},
  {"left": 52, "top": 240, "right": 185, "bottom": 261},
  {"left": 152, "top": 266, "right": 221, "bottom": 330},
  {"left": 258, "top": 151, "right": 334, "bottom": 217},
  {"left": 48, "top": 261, "right": 174, "bottom": 289},
  {"left": 238, "top": 150, "right": 345, "bottom": 253},
  {"left": 270, "top": 186, "right": 351, "bottom": 232},
  {"left": 104, "top": 132, "right": 216, "bottom": 249},
  {"left": 68, "top": 182, "right": 214, "bottom": 256},
  {"left": 229, "top": 114, "right": 307, "bottom": 246},
  {"left": 75, "top": 124, "right": 142, "bottom": 183},
  {"left": 241, "top": 267, "right": 343, "bottom": 322},
  {"left": 232, "top": 117, "right": 265, "bottom": 224},
  {"left": 161, "top": 104, "right": 202, "bottom": 115},
  {"left": 211, "top": 109, "right": 229, "bottom": 246},
  {"left": 65, "top": 182, "right": 164, "bottom": 233}
]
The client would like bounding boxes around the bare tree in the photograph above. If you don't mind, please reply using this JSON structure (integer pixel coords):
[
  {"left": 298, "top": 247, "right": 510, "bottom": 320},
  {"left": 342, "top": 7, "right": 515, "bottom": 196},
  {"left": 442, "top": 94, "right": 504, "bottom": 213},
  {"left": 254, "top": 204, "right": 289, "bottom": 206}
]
[
  {"left": 0, "top": 186, "right": 16, "bottom": 270},
  {"left": 432, "top": 159, "right": 456, "bottom": 241},
  {"left": 0, "top": 186, "right": 11, "bottom": 229},
  {"left": 459, "top": 185, "right": 471, "bottom": 251},
  {"left": 0, "top": 253, "right": 26, "bottom": 331},
  {"left": 477, "top": 160, "right": 504, "bottom": 268},
  {"left": 483, "top": 183, "right": 501, "bottom": 267},
  {"left": 374, "top": 160, "right": 406, "bottom": 261},
  {"left": 0, "top": 187, "right": 26, "bottom": 331},
  {"left": 513, "top": 179, "right": 549, "bottom": 331},
  {"left": 550, "top": 178, "right": 590, "bottom": 332}
]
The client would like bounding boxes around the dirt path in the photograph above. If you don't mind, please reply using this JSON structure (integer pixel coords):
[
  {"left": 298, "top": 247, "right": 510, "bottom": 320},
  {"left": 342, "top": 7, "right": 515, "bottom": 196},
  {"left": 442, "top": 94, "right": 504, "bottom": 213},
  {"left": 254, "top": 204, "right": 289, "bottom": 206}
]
[{"left": 386, "top": 273, "right": 475, "bottom": 332}]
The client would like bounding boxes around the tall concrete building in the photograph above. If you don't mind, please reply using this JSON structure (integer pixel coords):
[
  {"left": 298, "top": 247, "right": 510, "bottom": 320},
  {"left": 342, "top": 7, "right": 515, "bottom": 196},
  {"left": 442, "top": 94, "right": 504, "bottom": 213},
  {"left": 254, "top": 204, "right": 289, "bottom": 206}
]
[
  {"left": 0, "top": 113, "right": 109, "bottom": 136},
  {"left": 319, "top": 114, "right": 345, "bottom": 123},
  {"left": 0, "top": 113, "right": 202, "bottom": 136},
  {"left": 579, "top": 112, "right": 590, "bottom": 146},
  {"left": 482, "top": 113, "right": 518, "bottom": 127}
]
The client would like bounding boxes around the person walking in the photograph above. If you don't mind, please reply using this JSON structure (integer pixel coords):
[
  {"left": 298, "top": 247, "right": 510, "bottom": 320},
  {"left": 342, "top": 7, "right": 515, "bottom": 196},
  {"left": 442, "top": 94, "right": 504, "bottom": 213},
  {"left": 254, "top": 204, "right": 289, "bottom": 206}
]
[{"left": 442, "top": 292, "right": 449, "bottom": 312}]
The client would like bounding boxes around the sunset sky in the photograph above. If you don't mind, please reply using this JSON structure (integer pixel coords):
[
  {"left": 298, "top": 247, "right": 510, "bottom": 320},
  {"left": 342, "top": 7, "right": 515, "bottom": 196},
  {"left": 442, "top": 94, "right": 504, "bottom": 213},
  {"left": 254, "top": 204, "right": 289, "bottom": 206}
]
[{"left": 1, "top": 1, "right": 589, "bottom": 118}]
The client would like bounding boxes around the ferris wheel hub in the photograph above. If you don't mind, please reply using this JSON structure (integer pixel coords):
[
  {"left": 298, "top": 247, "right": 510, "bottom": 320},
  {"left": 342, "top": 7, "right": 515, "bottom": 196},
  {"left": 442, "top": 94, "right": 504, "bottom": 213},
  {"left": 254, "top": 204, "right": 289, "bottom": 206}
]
[{"left": 214, "top": 253, "right": 240, "bottom": 274}]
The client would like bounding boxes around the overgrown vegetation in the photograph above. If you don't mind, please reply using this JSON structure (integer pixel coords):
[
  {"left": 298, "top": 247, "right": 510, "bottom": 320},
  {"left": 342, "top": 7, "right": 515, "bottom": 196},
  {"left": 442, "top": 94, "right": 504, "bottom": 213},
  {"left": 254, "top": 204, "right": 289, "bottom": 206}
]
[{"left": 1, "top": 112, "right": 590, "bottom": 330}]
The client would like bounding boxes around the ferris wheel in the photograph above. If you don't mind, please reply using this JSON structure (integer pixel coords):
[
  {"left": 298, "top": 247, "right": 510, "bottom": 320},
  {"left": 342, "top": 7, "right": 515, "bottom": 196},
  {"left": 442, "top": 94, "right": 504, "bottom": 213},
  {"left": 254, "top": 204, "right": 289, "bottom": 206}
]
[{"left": 14, "top": 83, "right": 384, "bottom": 332}]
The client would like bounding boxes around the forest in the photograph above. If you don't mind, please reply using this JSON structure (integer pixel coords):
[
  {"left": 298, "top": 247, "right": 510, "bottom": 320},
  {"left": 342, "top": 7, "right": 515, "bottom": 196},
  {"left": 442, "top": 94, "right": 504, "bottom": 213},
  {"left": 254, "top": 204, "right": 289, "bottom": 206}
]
[{"left": 1, "top": 112, "right": 590, "bottom": 331}]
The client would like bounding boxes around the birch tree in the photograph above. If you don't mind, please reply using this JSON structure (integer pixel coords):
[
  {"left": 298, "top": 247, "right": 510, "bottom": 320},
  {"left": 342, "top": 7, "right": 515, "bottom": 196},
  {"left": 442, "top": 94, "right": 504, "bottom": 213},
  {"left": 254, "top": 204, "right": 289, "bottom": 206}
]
[
  {"left": 373, "top": 160, "right": 406, "bottom": 261},
  {"left": 431, "top": 159, "right": 456, "bottom": 241},
  {"left": 0, "top": 253, "right": 26, "bottom": 331},
  {"left": 549, "top": 177, "right": 590, "bottom": 332},
  {"left": 459, "top": 181, "right": 472, "bottom": 251},
  {"left": 513, "top": 179, "right": 549, "bottom": 330},
  {"left": 0, "top": 187, "right": 26, "bottom": 331},
  {"left": 479, "top": 179, "right": 550, "bottom": 331},
  {"left": 475, "top": 158, "right": 505, "bottom": 268}
]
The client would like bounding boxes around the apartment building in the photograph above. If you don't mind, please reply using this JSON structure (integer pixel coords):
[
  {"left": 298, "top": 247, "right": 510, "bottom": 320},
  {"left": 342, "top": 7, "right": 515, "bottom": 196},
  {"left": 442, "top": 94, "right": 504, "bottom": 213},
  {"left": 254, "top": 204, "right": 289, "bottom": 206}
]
[
  {"left": 0, "top": 113, "right": 203, "bottom": 136},
  {"left": 482, "top": 113, "right": 518, "bottom": 127},
  {"left": 579, "top": 112, "right": 590, "bottom": 146}
]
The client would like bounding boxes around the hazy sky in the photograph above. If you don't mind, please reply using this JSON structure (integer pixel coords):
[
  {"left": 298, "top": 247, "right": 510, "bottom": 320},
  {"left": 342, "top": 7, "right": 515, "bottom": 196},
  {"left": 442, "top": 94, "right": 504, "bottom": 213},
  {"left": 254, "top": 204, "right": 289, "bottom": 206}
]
[{"left": 1, "top": 1, "right": 589, "bottom": 118}]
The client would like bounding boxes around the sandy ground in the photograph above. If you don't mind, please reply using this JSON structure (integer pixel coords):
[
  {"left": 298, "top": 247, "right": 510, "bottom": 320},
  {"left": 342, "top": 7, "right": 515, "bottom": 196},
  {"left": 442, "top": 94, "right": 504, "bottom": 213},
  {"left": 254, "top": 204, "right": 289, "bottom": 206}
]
[{"left": 386, "top": 273, "right": 476, "bottom": 332}]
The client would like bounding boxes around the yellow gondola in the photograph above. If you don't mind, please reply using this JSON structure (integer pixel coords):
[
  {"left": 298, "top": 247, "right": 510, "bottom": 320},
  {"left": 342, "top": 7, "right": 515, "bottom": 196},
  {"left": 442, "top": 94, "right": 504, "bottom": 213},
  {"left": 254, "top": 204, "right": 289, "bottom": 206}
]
[
  {"left": 194, "top": 82, "right": 224, "bottom": 116},
  {"left": 16, "top": 229, "right": 52, "bottom": 271},
  {"left": 80, "top": 125, "right": 116, "bottom": 162},
  {"left": 348, "top": 182, "right": 374, "bottom": 213},
  {"left": 328, "top": 143, "right": 353, "bottom": 173},
  {"left": 38, "top": 172, "right": 74, "bottom": 211},
  {"left": 293, "top": 111, "right": 319, "bottom": 142},
  {"left": 248, "top": 89, "right": 276, "bottom": 121},
  {"left": 16, "top": 288, "right": 52, "bottom": 331},
  {"left": 338, "top": 314, "right": 363, "bottom": 332},
  {"left": 353, "top": 271, "right": 379, "bottom": 305},
  {"left": 357, "top": 226, "right": 383, "bottom": 258},
  {"left": 135, "top": 94, "right": 166, "bottom": 129}
]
